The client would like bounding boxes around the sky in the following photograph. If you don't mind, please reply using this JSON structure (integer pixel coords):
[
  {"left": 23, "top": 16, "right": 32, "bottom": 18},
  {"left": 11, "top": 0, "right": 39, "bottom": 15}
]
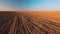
[{"left": 0, "top": 0, "right": 60, "bottom": 11}]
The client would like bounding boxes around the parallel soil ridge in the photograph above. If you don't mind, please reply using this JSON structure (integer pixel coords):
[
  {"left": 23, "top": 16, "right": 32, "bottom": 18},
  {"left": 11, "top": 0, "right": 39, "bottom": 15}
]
[{"left": 0, "top": 11, "right": 60, "bottom": 34}]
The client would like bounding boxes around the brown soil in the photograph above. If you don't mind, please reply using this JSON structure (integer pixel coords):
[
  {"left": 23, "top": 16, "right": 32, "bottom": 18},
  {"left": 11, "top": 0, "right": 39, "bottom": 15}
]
[{"left": 0, "top": 11, "right": 60, "bottom": 34}]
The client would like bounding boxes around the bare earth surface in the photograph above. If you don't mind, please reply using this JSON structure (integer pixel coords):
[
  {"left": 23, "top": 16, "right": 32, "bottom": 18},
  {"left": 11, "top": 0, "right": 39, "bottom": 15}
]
[{"left": 0, "top": 11, "right": 60, "bottom": 34}]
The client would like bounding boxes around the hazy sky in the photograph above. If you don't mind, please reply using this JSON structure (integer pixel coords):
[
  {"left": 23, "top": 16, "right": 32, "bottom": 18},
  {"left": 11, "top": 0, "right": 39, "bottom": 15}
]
[{"left": 0, "top": 0, "right": 60, "bottom": 11}]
